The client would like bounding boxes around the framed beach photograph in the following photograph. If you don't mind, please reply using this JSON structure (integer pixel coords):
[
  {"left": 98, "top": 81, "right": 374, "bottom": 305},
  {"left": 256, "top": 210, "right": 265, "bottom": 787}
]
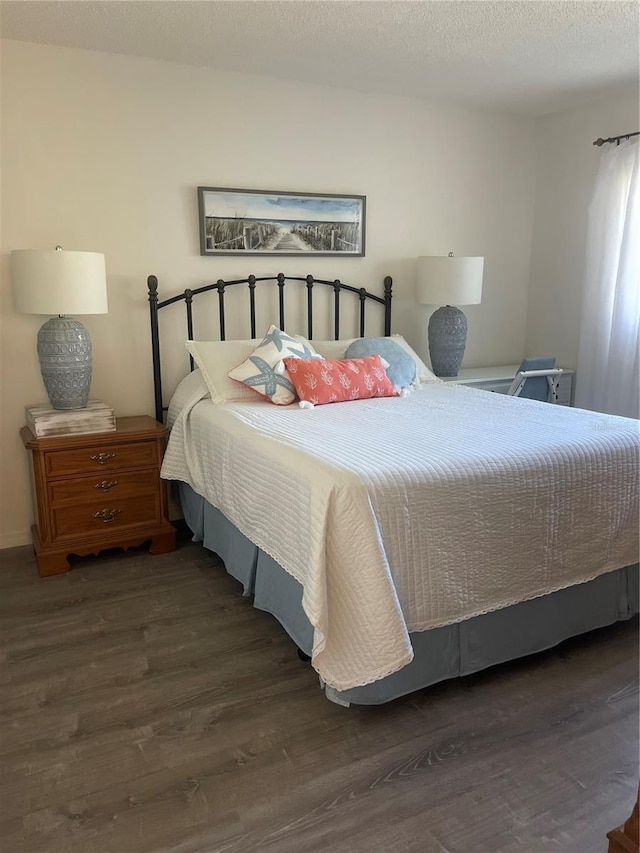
[{"left": 197, "top": 187, "right": 366, "bottom": 256}]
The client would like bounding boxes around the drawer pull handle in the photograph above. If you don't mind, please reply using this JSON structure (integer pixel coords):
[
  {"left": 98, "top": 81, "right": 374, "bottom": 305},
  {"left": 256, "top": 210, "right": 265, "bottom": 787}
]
[
  {"left": 94, "top": 508, "right": 122, "bottom": 523},
  {"left": 91, "top": 452, "right": 117, "bottom": 465},
  {"left": 95, "top": 480, "right": 118, "bottom": 492}
]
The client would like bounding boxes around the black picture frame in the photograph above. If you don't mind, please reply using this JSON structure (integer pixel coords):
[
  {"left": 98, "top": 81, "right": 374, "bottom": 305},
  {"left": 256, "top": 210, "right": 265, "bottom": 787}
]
[{"left": 197, "top": 187, "right": 366, "bottom": 257}]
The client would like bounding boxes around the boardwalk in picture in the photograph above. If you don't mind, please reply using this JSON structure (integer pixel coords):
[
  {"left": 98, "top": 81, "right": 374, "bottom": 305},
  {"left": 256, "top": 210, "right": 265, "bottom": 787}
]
[{"left": 271, "top": 227, "right": 313, "bottom": 251}]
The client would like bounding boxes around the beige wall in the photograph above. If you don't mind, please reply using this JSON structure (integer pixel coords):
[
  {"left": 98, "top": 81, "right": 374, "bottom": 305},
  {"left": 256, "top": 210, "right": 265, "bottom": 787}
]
[
  {"left": 0, "top": 40, "right": 537, "bottom": 547},
  {"left": 526, "top": 88, "right": 639, "bottom": 367}
]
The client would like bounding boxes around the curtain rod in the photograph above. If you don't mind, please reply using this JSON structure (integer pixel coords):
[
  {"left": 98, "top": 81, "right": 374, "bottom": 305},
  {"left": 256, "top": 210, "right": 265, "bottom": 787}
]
[{"left": 593, "top": 131, "right": 639, "bottom": 147}]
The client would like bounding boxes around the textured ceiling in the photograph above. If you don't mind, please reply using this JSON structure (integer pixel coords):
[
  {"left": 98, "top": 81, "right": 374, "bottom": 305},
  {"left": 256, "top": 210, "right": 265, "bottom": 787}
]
[{"left": 1, "top": 0, "right": 638, "bottom": 116}]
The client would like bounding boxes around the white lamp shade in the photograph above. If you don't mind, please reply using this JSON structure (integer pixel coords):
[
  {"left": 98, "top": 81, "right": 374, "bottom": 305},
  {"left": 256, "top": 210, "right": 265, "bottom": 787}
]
[
  {"left": 416, "top": 255, "right": 484, "bottom": 306},
  {"left": 11, "top": 249, "right": 108, "bottom": 315}
]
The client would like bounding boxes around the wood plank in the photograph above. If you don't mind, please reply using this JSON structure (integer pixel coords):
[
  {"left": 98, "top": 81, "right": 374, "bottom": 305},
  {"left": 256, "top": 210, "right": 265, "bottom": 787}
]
[{"left": 0, "top": 540, "right": 637, "bottom": 853}]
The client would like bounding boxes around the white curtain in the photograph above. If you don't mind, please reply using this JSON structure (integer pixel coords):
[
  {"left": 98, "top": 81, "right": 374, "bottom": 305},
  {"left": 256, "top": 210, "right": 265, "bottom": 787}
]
[{"left": 575, "top": 138, "right": 639, "bottom": 419}]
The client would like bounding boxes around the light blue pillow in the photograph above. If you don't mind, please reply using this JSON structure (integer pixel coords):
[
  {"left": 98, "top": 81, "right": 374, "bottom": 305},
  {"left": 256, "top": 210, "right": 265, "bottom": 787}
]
[{"left": 345, "top": 337, "right": 416, "bottom": 389}]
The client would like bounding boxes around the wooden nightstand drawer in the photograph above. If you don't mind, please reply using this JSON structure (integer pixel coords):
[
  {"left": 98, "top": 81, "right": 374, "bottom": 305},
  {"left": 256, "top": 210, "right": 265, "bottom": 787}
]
[
  {"left": 45, "top": 440, "right": 159, "bottom": 478},
  {"left": 49, "top": 469, "right": 159, "bottom": 505},
  {"left": 52, "top": 493, "right": 161, "bottom": 540},
  {"left": 21, "top": 416, "right": 176, "bottom": 576}
]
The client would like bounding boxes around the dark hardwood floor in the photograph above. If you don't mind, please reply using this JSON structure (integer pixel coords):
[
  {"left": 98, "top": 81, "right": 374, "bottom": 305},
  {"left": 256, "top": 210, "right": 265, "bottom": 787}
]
[{"left": 0, "top": 532, "right": 637, "bottom": 853}]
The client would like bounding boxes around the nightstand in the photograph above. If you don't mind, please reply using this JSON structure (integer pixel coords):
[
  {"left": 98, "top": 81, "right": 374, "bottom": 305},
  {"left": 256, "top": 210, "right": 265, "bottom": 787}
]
[{"left": 21, "top": 415, "right": 176, "bottom": 576}]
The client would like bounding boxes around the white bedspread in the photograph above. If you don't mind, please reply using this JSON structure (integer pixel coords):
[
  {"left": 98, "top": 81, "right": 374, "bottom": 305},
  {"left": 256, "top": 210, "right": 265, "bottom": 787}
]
[{"left": 162, "top": 383, "right": 639, "bottom": 690}]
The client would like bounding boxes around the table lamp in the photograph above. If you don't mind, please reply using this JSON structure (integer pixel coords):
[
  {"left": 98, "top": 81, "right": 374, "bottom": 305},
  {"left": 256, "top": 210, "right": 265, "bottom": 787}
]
[
  {"left": 11, "top": 246, "right": 108, "bottom": 409},
  {"left": 416, "top": 253, "right": 484, "bottom": 377}
]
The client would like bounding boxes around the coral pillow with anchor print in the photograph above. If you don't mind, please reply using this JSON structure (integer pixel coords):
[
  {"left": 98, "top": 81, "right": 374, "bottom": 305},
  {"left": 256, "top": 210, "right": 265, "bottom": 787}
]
[
  {"left": 283, "top": 354, "right": 400, "bottom": 406},
  {"left": 228, "top": 325, "right": 323, "bottom": 405}
]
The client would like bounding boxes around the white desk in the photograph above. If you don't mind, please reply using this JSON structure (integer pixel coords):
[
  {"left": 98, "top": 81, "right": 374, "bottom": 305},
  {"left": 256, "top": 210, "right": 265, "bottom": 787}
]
[{"left": 440, "top": 365, "right": 575, "bottom": 406}]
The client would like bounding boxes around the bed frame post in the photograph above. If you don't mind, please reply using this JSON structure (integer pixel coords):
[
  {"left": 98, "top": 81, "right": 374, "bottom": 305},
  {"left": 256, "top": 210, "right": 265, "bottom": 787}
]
[
  {"left": 216, "top": 279, "right": 226, "bottom": 340},
  {"left": 277, "top": 273, "right": 286, "bottom": 331},
  {"left": 358, "top": 288, "right": 366, "bottom": 337},
  {"left": 333, "top": 280, "right": 341, "bottom": 340},
  {"left": 384, "top": 276, "right": 393, "bottom": 336},
  {"left": 148, "top": 275, "right": 163, "bottom": 423},
  {"left": 306, "top": 275, "right": 314, "bottom": 339},
  {"left": 248, "top": 275, "right": 257, "bottom": 339}
]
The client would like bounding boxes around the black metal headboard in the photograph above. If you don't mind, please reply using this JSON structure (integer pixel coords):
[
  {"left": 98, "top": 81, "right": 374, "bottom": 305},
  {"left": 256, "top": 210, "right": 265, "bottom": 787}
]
[{"left": 147, "top": 272, "right": 393, "bottom": 423}]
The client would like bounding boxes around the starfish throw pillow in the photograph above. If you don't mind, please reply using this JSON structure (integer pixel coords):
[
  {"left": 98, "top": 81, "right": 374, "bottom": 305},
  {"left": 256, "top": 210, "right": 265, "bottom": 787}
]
[{"left": 228, "top": 325, "right": 323, "bottom": 404}]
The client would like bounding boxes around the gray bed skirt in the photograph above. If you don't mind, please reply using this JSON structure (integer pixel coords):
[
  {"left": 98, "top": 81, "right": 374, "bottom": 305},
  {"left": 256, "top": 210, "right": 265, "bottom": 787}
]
[{"left": 178, "top": 482, "right": 639, "bottom": 706}]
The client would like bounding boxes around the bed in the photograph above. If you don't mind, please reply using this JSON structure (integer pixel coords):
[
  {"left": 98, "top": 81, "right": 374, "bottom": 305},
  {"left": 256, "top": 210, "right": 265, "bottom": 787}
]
[{"left": 149, "top": 272, "right": 639, "bottom": 706}]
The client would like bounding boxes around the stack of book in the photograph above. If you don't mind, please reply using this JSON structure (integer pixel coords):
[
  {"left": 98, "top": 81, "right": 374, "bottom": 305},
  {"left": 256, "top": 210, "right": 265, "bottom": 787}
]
[{"left": 26, "top": 401, "right": 116, "bottom": 438}]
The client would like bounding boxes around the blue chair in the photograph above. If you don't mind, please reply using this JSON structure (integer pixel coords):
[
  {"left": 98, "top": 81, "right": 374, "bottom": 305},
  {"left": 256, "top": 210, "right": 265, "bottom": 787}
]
[{"left": 507, "top": 357, "right": 564, "bottom": 403}]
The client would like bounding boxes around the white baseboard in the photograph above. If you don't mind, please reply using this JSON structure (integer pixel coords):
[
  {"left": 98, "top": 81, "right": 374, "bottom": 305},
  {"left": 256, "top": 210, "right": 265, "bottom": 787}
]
[{"left": 0, "top": 530, "right": 32, "bottom": 550}]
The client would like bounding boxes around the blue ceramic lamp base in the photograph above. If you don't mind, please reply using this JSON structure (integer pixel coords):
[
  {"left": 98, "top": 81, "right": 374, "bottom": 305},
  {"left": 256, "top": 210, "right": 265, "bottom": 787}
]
[
  {"left": 37, "top": 316, "right": 92, "bottom": 409},
  {"left": 428, "top": 305, "right": 467, "bottom": 377}
]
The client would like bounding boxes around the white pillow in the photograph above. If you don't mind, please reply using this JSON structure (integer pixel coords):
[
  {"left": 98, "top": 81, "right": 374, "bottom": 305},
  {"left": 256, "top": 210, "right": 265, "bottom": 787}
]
[
  {"left": 167, "top": 368, "right": 209, "bottom": 428},
  {"left": 185, "top": 339, "right": 265, "bottom": 404},
  {"left": 228, "top": 325, "right": 323, "bottom": 405}
]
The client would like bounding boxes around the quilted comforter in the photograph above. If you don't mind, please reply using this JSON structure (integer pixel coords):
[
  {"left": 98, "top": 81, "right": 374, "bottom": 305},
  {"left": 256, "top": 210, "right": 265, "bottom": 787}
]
[{"left": 162, "top": 382, "right": 639, "bottom": 690}]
